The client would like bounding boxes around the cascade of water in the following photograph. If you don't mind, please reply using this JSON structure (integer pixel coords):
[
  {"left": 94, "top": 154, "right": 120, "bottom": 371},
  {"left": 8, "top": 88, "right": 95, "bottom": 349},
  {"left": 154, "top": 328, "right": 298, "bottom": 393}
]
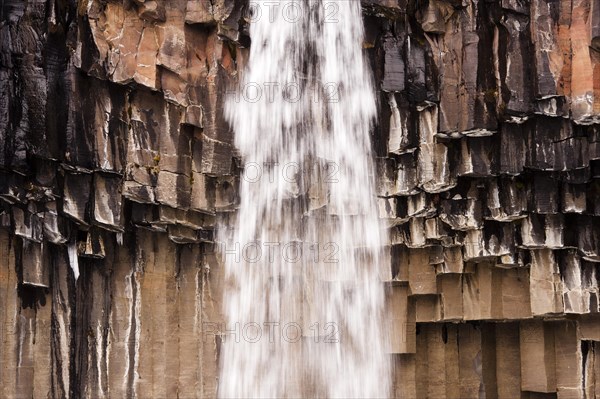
[{"left": 218, "top": 1, "right": 390, "bottom": 397}]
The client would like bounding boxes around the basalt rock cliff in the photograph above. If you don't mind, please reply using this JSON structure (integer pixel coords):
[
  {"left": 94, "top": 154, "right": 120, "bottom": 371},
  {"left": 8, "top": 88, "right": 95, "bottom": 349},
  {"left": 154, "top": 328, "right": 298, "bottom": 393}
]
[{"left": 1, "top": 0, "right": 600, "bottom": 398}]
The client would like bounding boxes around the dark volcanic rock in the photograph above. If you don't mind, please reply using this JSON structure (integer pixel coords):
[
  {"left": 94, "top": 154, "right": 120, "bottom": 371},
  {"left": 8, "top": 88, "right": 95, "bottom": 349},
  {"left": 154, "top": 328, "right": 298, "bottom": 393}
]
[{"left": 1, "top": 0, "right": 600, "bottom": 397}]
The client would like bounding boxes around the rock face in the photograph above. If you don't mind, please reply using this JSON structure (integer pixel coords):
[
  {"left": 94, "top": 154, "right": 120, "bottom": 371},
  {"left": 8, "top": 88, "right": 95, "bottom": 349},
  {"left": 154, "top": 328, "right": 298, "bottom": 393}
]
[{"left": 0, "top": 0, "right": 599, "bottom": 398}]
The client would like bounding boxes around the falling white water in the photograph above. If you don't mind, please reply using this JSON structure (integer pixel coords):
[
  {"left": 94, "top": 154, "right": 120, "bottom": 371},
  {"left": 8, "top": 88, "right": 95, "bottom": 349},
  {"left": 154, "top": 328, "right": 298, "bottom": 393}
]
[{"left": 219, "top": 1, "right": 390, "bottom": 397}]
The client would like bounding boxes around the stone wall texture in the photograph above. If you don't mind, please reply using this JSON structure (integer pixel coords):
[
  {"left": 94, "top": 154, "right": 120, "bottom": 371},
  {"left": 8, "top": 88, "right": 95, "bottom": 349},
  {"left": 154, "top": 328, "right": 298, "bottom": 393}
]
[{"left": 1, "top": 0, "right": 600, "bottom": 398}]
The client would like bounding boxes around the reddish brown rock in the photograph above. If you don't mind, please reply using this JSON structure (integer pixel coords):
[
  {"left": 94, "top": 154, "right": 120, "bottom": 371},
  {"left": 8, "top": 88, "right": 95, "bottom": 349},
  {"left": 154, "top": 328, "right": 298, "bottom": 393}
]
[{"left": 0, "top": 0, "right": 600, "bottom": 397}]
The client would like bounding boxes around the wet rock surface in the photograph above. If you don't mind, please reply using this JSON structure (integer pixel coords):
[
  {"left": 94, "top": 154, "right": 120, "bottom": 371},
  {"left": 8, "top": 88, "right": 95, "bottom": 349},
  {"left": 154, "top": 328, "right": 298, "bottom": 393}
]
[{"left": 0, "top": 0, "right": 599, "bottom": 397}]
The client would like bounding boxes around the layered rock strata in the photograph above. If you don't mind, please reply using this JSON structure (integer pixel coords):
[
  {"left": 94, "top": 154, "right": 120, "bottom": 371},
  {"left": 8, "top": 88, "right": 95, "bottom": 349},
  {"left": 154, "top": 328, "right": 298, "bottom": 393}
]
[{"left": 0, "top": 0, "right": 599, "bottom": 397}]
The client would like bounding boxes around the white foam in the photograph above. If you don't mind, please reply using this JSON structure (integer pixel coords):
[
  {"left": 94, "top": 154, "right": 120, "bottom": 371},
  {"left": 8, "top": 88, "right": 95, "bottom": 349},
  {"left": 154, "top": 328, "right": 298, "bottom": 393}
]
[{"left": 218, "top": 1, "right": 391, "bottom": 397}]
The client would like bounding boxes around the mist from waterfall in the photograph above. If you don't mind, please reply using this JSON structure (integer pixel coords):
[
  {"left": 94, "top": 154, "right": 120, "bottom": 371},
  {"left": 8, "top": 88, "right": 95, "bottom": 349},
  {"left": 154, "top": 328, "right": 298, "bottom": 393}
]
[{"left": 218, "top": 1, "right": 391, "bottom": 397}]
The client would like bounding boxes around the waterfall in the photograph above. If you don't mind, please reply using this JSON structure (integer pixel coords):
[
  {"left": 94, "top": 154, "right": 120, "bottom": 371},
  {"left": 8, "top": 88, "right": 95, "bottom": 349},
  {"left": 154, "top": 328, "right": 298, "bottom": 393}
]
[{"left": 218, "top": 1, "right": 391, "bottom": 397}]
